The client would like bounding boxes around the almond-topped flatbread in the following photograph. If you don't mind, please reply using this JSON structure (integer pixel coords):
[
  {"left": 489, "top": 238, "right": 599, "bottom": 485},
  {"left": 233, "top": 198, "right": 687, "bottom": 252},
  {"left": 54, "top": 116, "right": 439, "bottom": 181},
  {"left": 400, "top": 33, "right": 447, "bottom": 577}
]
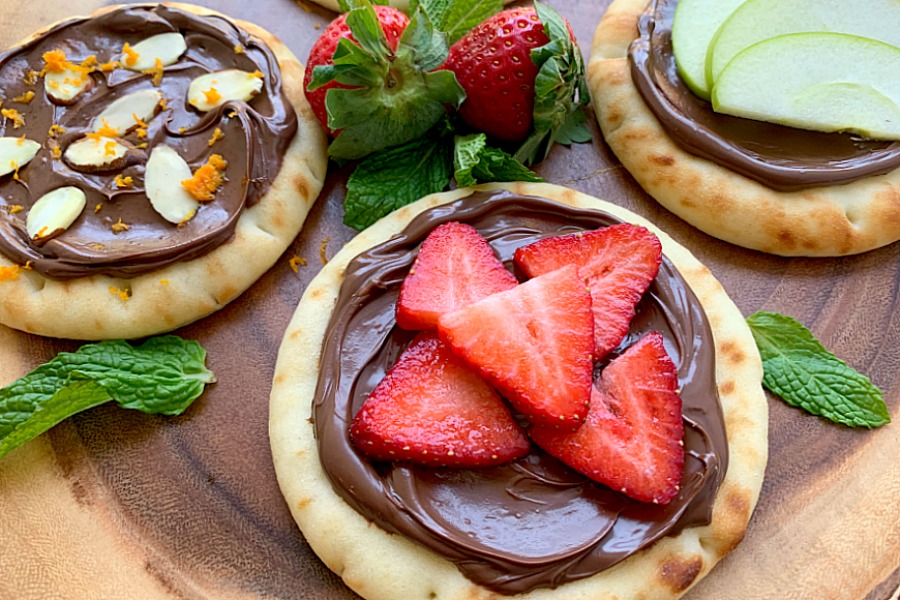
[
  {"left": 269, "top": 182, "right": 768, "bottom": 600},
  {"left": 589, "top": 0, "right": 900, "bottom": 257},
  {"left": 0, "top": 3, "right": 327, "bottom": 340}
]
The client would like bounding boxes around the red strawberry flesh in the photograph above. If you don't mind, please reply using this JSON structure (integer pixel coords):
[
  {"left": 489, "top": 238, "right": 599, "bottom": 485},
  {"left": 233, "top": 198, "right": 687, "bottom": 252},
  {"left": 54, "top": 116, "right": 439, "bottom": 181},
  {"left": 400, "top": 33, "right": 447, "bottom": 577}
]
[
  {"left": 529, "top": 332, "right": 685, "bottom": 505},
  {"left": 350, "top": 332, "right": 530, "bottom": 468},
  {"left": 437, "top": 264, "right": 594, "bottom": 430},
  {"left": 396, "top": 221, "right": 518, "bottom": 330},
  {"left": 443, "top": 7, "right": 550, "bottom": 143},
  {"left": 514, "top": 223, "right": 662, "bottom": 360}
]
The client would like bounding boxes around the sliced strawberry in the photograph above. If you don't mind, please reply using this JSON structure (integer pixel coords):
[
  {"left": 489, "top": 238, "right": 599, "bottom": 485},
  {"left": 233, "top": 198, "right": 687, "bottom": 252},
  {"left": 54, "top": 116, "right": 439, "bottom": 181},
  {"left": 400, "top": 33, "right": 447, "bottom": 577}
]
[
  {"left": 349, "top": 332, "right": 530, "bottom": 468},
  {"left": 437, "top": 264, "right": 593, "bottom": 430},
  {"left": 514, "top": 223, "right": 662, "bottom": 361},
  {"left": 529, "top": 332, "right": 684, "bottom": 505},
  {"left": 396, "top": 221, "right": 518, "bottom": 330}
]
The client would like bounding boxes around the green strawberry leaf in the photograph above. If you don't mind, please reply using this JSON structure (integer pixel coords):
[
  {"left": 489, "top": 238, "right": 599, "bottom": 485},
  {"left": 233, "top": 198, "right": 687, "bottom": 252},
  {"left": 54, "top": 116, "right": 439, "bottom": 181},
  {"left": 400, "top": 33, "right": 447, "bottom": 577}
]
[
  {"left": 747, "top": 311, "right": 891, "bottom": 428},
  {"left": 322, "top": 2, "right": 465, "bottom": 160},
  {"left": 0, "top": 336, "right": 216, "bottom": 460},
  {"left": 344, "top": 129, "right": 453, "bottom": 229},
  {"left": 454, "top": 133, "right": 543, "bottom": 188},
  {"left": 514, "top": 1, "right": 591, "bottom": 165},
  {"left": 413, "top": 0, "right": 503, "bottom": 44}
]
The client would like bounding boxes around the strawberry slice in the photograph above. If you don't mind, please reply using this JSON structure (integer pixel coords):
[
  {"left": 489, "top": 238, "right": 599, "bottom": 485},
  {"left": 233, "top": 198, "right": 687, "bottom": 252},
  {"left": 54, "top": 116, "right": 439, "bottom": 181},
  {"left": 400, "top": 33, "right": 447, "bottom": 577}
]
[
  {"left": 349, "top": 332, "right": 530, "bottom": 468},
  {"left": 514, "top": 223, "right": 662, "bottom": 360},
  {"left": 529, "top": 332, "right": 684, "bottom": 505},
  {"left": 437, "top": 264, "right": 593, "bottom": 430},
  {"left": 396, "top": 221, "right": 518, "bottom": 330}
]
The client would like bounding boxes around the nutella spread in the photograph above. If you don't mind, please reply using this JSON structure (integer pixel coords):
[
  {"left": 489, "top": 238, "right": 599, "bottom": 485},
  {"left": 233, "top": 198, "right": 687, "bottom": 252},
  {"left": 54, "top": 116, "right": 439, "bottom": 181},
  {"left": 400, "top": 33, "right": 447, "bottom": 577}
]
[
  {"left": 0, "top": 4, "right": 297, "bottom": 278},
  {"left": 313, "top": 191, "right": 728, "bottom": 594},
  {"left": 630, "top": 0, "right": 900, "bottom": 191}
]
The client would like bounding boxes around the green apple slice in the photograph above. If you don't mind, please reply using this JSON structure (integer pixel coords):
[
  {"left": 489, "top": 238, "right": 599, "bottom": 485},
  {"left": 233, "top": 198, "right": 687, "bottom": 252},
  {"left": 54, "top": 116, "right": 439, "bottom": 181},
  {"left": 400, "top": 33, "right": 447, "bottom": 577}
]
[
  {"left": 671, "top": 0, "right": 747, "bottom": 99},
  {"left": 707, "top": 0, "right": 900, "bottom": 89},
  {"left": 711, "top": 32, "right": 900, "bottom": 140}
]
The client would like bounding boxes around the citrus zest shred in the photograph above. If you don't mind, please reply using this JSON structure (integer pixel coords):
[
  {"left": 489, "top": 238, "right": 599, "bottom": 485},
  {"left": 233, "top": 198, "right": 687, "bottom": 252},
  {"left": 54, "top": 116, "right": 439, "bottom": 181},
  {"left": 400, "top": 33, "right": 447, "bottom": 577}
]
[
  {"left": 288, "top": 255, "right": 306, "bottom": 272},
  {"left": 50, "top": 142, "right": 62, "bottom": 159},
  {"left": 110, "top": 218, "right": 129, "bottom": 233},
  {"left": 202, "top": 87, "right": 221, "bottom": 105},
  {"left": 108, "top": 285, "right": 131, "bottom": 300},
  {"left": 0, "top": 265, "right": 20, "bottom": 281},
  {"left": 122, "top": 43, "right": 139, "bottom": 67},
  {"left": 114, "top": 174, "right": 133, "bottom": 189},
  {"left": 11, "top": 91, "right": 35, "bottom": 104},
  {"left": 23, "top": 70, "right": 39, "bottom": 86},
  {"left": 207, "top": 127, "right": 225, "bottom": 147},
  {"left": 1, "top": 108, "right": 25, "bottom": 129},
  {"left": 181, "top": 154, "right": 227, "bottom": 201},
  {"left": 159, "top": 97, "right": 168, "bottom": 111},
  {"left": 320, "top": 237, "right": 330, "bottom": 265},
  {"left": 95, "top": 118, "right": 120, "bottom": 138},
  {"left": 143, "top": 58, "right": 164, "bottom": 86},
  {"left": 41, "top": 49, "right": 69, "bottom": 74},
  {"left": 48, "top": 124, "right": 66, "bottom": 138},
  {"left": 177, "top": 209, "right": 197, "bottom": 227},
  {"left": 159, "top": 278, "right": 169, "bottom": 285},
  {"left": 249, "top": 70, "right": 264, "bottom": 79},
  {"left": 94, "top": 203, "right": 102, "bottom": 213},
  {"left": 234, "top": 44, "right": 244, "bottom": 54},
  {"left": 99, "top": 60, "right": 120, "bottom": 73},
  {"left": 104, "top": 140, "right": 118, "bottom": 156},
  {"left": 7, "top": 205, "right": 23, "bottom": 214}
]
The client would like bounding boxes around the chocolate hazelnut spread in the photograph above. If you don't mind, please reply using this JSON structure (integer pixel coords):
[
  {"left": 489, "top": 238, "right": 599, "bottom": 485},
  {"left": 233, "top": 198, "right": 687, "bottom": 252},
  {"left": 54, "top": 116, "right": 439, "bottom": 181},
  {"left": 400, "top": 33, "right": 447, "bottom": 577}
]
[
  {"left": 630, "top": 0, "right": 900, "bottom": 191},
  {"left": 313, "top": 191, "right": 728, "bottom": 594},
  {"left": 0, "top": 4, "right": 297, "bottom": 278}
]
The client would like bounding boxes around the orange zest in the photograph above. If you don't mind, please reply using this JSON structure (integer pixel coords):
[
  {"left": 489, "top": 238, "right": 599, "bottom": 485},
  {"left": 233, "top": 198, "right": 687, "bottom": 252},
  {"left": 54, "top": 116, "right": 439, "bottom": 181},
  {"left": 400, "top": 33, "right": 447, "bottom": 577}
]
[
  {"left": 1, "top": 108, "right": 24, "bottom": 129},
  {"left": 122, "top": 43, "right": 139, "bottom": 67},
  {"left": 181, "top": 154, "right": 228, "bottom": 201},
  {"left": 202, "top": 87, "right": 222, "bottom": 105},
  {"left": 0, "top": 265, "right": 20, "bottom": 281}
]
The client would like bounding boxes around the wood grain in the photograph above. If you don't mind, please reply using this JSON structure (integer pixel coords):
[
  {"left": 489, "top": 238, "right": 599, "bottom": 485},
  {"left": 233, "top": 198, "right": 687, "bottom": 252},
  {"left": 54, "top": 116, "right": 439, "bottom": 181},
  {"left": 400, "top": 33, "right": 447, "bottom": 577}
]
[{"left": 0, "top": 1, "right": 897, "bottom": 599}]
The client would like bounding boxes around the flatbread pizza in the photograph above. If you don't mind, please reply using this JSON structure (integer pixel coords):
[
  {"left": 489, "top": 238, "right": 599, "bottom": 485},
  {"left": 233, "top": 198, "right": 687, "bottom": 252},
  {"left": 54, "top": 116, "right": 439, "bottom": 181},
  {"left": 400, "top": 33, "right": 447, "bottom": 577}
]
[
  {"left": 269, "top": 181, "right": 768, "bottom": 600},
  {"left": 588, "top": 0, "right": 900, "bottom": 257},
  {"left": 0, "top": 2, "right": 327, "bottom": 340}
]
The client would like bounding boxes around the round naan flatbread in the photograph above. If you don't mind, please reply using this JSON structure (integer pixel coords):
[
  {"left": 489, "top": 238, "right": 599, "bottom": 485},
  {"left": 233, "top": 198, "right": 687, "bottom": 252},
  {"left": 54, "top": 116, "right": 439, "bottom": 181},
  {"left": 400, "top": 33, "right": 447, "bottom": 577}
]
[
  {"left": 588, "top": 0, "right": 900, "bottom": 257},
  {"left": 0, "top": 3, "right": 327, "bottom": 340},
  {"left": 269, "top": 182, "right": 768, "bottom": 600}
]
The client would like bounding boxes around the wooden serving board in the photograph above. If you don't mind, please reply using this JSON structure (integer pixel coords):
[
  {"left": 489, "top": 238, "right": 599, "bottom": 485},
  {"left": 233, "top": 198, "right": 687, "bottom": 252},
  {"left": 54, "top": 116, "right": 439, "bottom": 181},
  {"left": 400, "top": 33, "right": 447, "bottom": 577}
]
[{"left": 0, "top": 1, "right": 897, "bottom": 599}]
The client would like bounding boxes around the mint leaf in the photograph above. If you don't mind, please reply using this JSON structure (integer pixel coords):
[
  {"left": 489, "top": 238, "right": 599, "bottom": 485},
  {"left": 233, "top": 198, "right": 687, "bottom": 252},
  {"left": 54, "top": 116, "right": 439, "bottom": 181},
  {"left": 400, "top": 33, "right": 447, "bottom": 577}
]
[
  {"left": 454, "top": 133, "right": 543, "bottom": 188},
  {"left": 414, "top": 0, "right": 503, "bottom": 44},
  {"left": 747, "top": 311, "right": 891, "bottom": 428},
  {"left": 515, "top": 1, "right": 591, "bottom": 165},
  {"left": 0, "top": 336, "right": 216, "bottom": 460},
  {"left": 344, "top": 132, "right": 452, "bottom": 230}
]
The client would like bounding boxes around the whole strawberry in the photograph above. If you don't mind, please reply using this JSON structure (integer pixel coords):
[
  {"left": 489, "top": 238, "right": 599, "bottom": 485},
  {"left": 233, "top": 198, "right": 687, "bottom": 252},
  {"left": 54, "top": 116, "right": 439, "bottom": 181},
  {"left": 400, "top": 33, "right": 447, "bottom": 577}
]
[
  {"left": 303, "top": 0, "right": 465, "bottom": 160},
  {"left": 443, "top": 2, "right": 590, "bottom": 164},
  {"left": 303, "top": 4, "right": 409, "bottom": 137}
]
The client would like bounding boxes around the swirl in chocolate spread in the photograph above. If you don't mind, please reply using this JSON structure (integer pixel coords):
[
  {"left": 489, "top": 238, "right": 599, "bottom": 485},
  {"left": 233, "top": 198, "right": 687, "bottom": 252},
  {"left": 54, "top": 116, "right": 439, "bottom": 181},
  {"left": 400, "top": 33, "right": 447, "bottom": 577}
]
[
  {"left": 313, "top": 190, "right": 728, "bottom": 594},
  {"left": 0, "top": 4, "right": 297, "bottom": 279},
  {"left": 629, "top": 0, "right": 900, "bottom": 191}
]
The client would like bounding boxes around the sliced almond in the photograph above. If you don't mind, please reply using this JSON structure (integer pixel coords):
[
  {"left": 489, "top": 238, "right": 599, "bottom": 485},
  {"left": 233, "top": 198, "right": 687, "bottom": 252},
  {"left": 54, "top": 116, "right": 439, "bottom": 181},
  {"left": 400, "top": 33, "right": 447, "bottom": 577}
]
[
  {"left": 187, "top": 69, "right": 264, "bottom": 112},
  {"left": 91, "top": 89, "right": 163, "bottom": 135},
  {"left": 0, "top": 137, "right": 41, "bottom": 177},
  {"left": 44, "top": 66, "right": 93, "bottom": 105},
  {"left": 122, "top": 33, "right": 187, "bottom": 72},
  {"left": 26, "top": 186, "right": 86, "bottom": 242},
  {"left": 145, "top": 145, "right": 200, "bottom": 225},
  {"left": 64, "top": 136, "right": 131, "bottom": 172}
]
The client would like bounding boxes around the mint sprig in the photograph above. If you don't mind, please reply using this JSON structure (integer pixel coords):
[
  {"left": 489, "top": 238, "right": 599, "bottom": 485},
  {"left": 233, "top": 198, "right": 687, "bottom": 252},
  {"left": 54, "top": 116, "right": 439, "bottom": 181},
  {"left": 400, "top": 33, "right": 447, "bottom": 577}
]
[
  {"left": 454, "top": 133, "right": 544, "bottom": 188},
  {"left": 747, "top": 311, "right": 890, "bottom": 428},
  {"left": 413, "top": 0, "right": 503, "bottom": 44},
  {"left": 0, "top": 336, "right": 216, "bottom": 460}
]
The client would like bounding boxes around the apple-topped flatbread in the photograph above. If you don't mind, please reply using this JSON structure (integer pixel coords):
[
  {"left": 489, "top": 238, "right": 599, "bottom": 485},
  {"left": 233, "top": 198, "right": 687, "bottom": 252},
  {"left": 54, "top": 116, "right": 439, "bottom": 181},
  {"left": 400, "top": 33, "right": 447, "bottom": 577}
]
[
  {"left": 589, "top": 0, "right": 900, "bottom": 256},
  {"left": 269, "top": 182, "right": 768, "bottom": 600},
  {"left": 0, "top": 3, "right": 327, "bottom": 340}
]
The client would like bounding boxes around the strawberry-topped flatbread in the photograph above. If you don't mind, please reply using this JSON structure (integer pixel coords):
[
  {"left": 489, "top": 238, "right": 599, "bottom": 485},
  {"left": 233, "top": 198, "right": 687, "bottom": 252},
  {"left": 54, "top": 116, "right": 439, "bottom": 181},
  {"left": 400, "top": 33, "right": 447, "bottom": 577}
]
[{"left": 269, "top": 181, "right": 768, "bottom": 600}]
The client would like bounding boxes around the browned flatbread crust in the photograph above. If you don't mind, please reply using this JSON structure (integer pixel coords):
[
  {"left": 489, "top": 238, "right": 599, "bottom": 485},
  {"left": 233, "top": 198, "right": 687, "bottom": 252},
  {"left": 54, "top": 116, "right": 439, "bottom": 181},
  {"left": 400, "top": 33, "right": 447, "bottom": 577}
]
[
  {"left": 269, "top": 182, "right": 768, "bottom": 600},
  {"left": 588, "top": 0, "right": 900, "bottom": 257},
  {"left": 0, "top": 3, "right": 328, "bottom": 340}
]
